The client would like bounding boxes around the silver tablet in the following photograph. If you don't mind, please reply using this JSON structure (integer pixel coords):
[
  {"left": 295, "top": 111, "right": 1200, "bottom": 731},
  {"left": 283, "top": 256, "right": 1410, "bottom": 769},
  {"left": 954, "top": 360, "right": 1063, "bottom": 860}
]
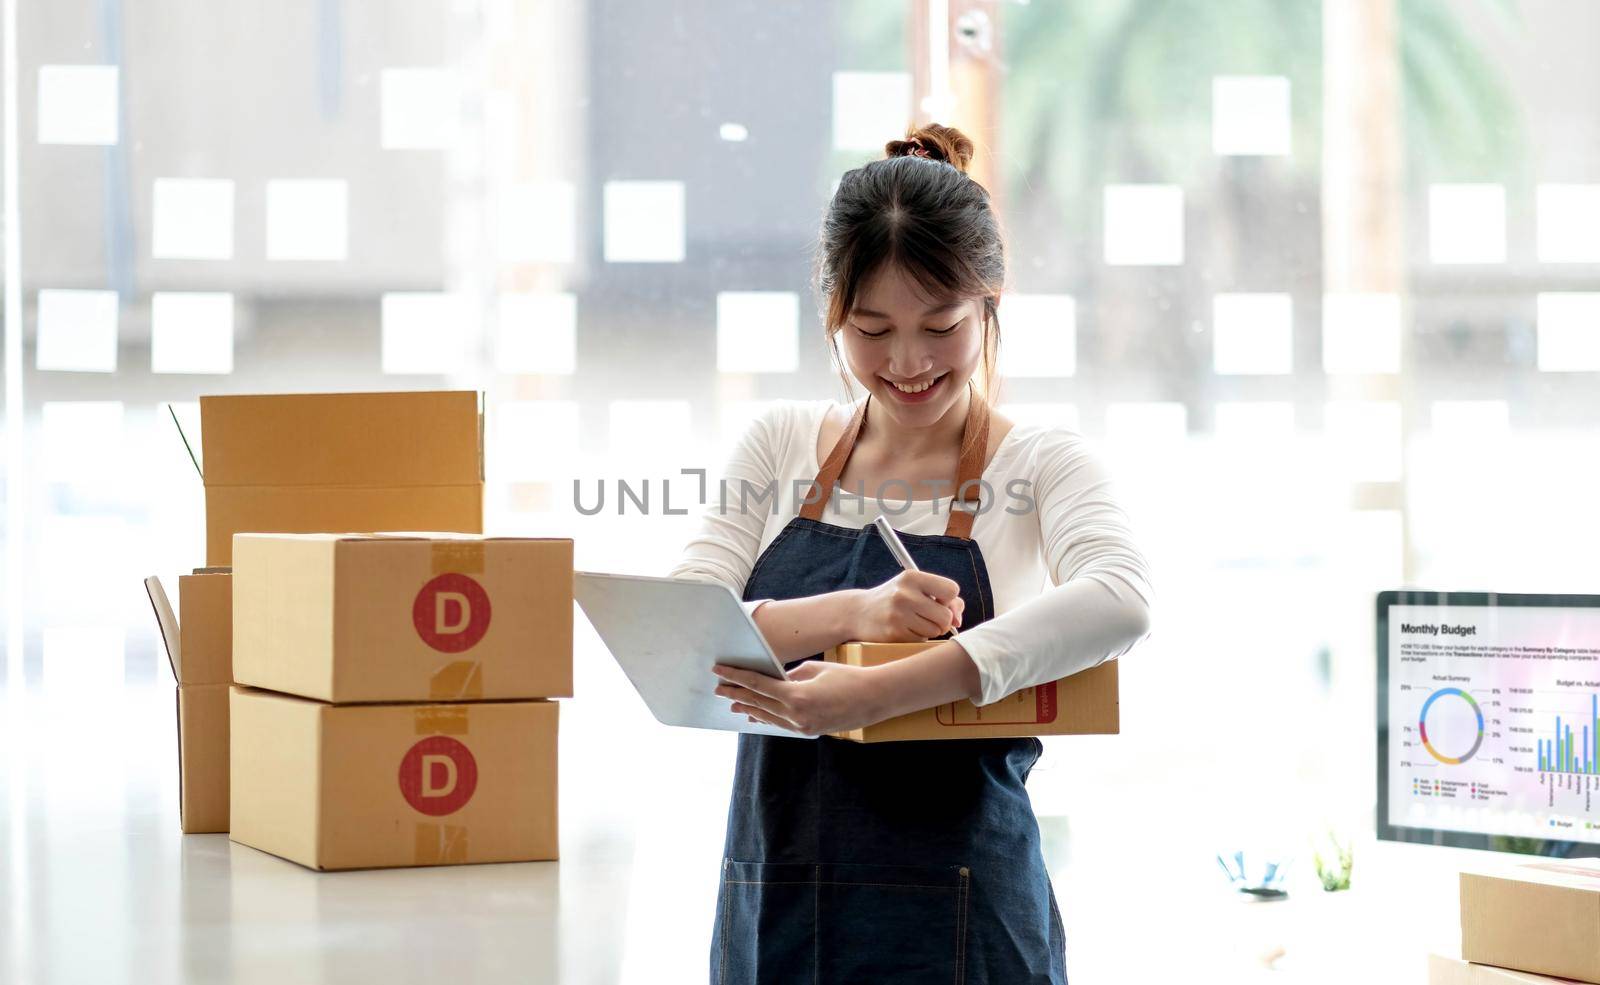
[{"left": 573, "top": 571, "right": 815, "bottom": 738}]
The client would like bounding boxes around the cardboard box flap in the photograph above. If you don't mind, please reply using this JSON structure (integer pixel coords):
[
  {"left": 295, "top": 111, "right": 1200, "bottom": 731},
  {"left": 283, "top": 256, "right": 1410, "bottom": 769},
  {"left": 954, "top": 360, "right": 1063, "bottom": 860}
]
[
  {"left": 144, "top": 576, "right": 182, "bottom": 680},
  {"left": 198, "top": 391, "right": 482, "bottom": 487}
]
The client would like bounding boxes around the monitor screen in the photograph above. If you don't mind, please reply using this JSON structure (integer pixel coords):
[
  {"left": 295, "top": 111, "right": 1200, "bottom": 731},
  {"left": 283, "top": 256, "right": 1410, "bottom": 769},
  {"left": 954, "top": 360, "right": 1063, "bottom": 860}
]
[{"left": 1377, "top": 591, "right": 1600, "bottom": 856}]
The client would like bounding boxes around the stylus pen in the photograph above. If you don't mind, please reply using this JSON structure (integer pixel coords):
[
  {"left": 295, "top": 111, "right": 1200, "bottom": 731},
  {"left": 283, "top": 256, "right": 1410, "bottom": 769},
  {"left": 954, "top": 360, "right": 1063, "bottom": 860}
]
[{"left": 870, "top": 515, "right": 960, "bottom": 639}]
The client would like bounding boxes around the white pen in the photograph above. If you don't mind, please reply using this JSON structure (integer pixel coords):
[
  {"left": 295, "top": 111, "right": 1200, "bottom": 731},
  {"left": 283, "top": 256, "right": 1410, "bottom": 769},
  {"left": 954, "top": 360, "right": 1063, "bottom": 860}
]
[{"left": 870, "top": 514, "right": 960, "bottom": 639}]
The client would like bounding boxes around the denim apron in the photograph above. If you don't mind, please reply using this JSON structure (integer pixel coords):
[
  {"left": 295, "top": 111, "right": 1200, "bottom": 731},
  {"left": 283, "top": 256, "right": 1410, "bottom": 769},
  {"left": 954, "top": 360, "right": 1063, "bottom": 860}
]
[{"left": 710, "top": 387, "right": 1067, "bottom": 984}]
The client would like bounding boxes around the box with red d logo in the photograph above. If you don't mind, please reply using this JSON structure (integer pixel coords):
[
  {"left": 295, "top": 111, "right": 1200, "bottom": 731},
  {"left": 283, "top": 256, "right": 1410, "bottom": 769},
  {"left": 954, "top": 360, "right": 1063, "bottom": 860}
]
[
  {"left": 229, "top": 685, "right": 558, "bottom": 870},
  {"left": 231, "top": 532, "right": 572, "bottom": 704}
]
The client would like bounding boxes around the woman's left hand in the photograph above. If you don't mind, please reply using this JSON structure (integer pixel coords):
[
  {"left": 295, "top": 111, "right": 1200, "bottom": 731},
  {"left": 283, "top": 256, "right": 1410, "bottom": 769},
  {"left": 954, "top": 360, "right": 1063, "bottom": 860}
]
[{"left": 712, "top": 660, "right": 887, "bottom": 736}]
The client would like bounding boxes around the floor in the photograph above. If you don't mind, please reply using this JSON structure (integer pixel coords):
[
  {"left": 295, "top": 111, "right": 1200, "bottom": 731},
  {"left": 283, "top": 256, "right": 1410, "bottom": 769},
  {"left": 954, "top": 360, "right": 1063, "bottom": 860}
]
[{"left": 2, "top": 656, "right": 1475, "bottom": 984}]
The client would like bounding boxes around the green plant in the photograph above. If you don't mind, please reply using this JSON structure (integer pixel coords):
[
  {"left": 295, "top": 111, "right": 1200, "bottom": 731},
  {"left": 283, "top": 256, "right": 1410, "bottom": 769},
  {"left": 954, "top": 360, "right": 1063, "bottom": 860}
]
[{"left": 1313, "top": 830, "right": 1354, "bottom": 892}]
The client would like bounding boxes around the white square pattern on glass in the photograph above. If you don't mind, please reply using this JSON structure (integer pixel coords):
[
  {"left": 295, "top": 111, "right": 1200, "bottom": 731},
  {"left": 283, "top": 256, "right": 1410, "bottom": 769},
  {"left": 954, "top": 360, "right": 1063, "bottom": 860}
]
[
  {"left": 998, "top": 403, "right": 1080, "bottom": 432},
  {"left": 150, "top": 292, "right": 234, "bottom": 374},
  {"left": 1536, "top": 184, "right": 1600, "bottom": 263},
  {"left": 496, "top": 293, "right": 577, "bottom": 374},
  {"left": 41, "top": 401, "right": 124, "bottom": 482},
  {"left": 1214, "top": 402, "right": 1294, "bottom": 440},
  {"left": 1431, "top": 400, "right": 1509, "bottom": 435},
  {"left": 1106, "top": 402, "right": 1187, "bottom": 444},
  {"left": 609, "top": 399, "right": 692, "bottom": 473},
  {"left": 380, "top": 68, "right": 459, "bottom": 150},
  {"left": 36, "top": 289, "right": 118, "bottom": 373},
  {"left": 831, "top": 72, "right": 912, "bottom": 152},
  {"left": 1212, "top": 76, "right": 1290, "bottom": 156},
  {"left": 382, "top": 292, "right": 470, "bottom": 374},
  {"left": 152, "top": 179, "right": 235, "bottom": 260},
  {"left": 266, "top": 179, "right": 348, "bottom": 261},
  {"left": 717, "top": 292, "right": 799, "bottom": 373},
  {"left": 498, "top": 181, "right": 577, "bottom": 264},
  {"left": 1324, "top": 400, "right": 1401, "bottom": 482},
  {"left": 1536, "top": 292, "right": 1600, "bottom": 372},
  {"left": 1322, "top": 292, "right": 1401, "bottom": 374},
  {"left": 1429, "top": 184, "right": 1505, "bottom": 264},
  {"left": 1104, "top": 185, "right": 1184, "bottom": 265},
  {"left": 37, "top": 65, "right": 118, "bottom": 145},
  {"left": 998, "top": 294, "right": 1076, "bottom": 377},
  {"left": 492, "top": 401, "right": 580, "bottom": 482},
  {"left": 603, "top": 181, "right": 685, "bottom": 263},
  {"left": 1212, "top": 293, "right": 1292, "bottom": 375}
]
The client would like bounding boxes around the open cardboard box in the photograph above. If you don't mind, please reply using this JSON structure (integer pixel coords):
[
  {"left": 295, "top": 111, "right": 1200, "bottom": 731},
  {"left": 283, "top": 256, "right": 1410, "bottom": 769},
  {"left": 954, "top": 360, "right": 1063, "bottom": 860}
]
[
  {"left": 144, "top": 572, "right": 233, "bottom": 833},
  {"left": 823, "top": 642, "right": 1119, "bottom": 742},
  {"left": 230, "top": 685, "right": 559, "bottom": 870},
  {"left": 175, "top": 391, "right": 486, "bottom": 565},
  {"left": 232, "top": 532, "right": 573, "bottom": 704}
]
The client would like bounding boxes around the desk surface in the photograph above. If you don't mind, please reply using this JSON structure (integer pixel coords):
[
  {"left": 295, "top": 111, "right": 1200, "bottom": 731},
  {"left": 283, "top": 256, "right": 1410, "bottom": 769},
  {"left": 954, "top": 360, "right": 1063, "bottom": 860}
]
[{"left": 2, "top": 680, "right": 1476, "bottom": 984}]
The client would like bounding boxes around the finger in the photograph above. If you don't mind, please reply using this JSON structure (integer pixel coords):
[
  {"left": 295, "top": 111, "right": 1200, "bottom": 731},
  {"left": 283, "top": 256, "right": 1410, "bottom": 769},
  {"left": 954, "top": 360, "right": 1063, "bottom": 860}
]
[
  {"left": 713, "top": 664, "right": 792, "bottom": 701},
  {"left": 908, "top": 594, "right": 955, "bottom": 633},
  {"left": 785, "top": 661, "right": 825, "bottom": 681},
  {"left": 717, "top": 683, "right": 796, "bottom": 722},
  {"left": 732, "top": 701, "right": 801, "bottom": 733},
  {"left": 904, "top": 570, "right": 961, "bottom": 602}
]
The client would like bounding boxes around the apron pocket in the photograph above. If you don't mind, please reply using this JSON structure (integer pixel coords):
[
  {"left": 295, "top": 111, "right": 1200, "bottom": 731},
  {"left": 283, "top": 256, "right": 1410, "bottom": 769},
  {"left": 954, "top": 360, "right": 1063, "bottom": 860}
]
[
  {"left": 814, "top": 861, "right": 970, "bottom": 984},
  {"left": 718, "top": 860, "right": 817, "bottom": 985}
]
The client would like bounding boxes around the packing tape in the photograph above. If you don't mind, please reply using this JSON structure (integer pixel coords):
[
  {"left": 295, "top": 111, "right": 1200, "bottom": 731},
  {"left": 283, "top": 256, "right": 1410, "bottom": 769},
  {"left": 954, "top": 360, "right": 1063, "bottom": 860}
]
[
  {"left": 414, "top": 705, "right": 471, "bottom": 736},
  {"left": 429, "top": 661, "right": 484, "bottom": 701},
  {"left": 431, "top": 542, "right": 485, "bottom": 575},
  {"left": 414, "top": 823, "right": 469, "bottom": 865}
]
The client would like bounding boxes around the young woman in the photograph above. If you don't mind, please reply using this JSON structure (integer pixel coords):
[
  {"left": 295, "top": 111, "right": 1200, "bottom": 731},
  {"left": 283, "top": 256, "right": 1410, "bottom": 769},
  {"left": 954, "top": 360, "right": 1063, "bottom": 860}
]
[{"left": 670, "top": 123, "right": 1153, "bottom": 984}]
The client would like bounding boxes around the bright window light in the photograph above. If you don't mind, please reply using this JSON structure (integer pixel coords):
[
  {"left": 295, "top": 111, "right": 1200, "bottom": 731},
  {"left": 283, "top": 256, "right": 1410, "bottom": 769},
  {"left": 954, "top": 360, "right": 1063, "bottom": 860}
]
[
  {"left": 831, "top": 72, "right": 911, "bottom": 152},
  {"left": 42, "top": 627, "right": 125, "bottom": 694},
  {"left": 999, "top": 294, "right": 1076, "bottom": 377},
  {"left": 1429, "top": 184, "right": 1505, "bottom": 264},
  {"left": 37, "top": 65, "right": 118, "bottom": 145},
  {"left": 41, "top": 401, "right": 124, "bottom": 481},
  {"left": 1104, "top": 185, "right": 1184, "bottom": 266},
  {"left": 1430, "top": 400, "right": 1510, "bottom": 435},
  {"left": 609, "top": 399, "right": 692, "bottom": 473},
  {"left": 381, "top": 292, "right": 470, "bottom": 375},
  {"left": 717, "top": 400, "right": 784, "bottom": 461},
  {"left": 1106, "top": 402, "right": 1187, "bottom": 444},
  {"left": 150, "top": 292, "right": 234, "bottom": 374},
  {"left": 719, "top": 122, "right": 749, "bottom": 142},
  {"left": 1536, "top": 184, "right": 1600, "bottom": 263},
  {"left": 603, "top": 180, "right": 685, "bottom": 263},
  {"left": 1322, "top": 292, "right": 1401, "bottom": 374},
  {"left": 151, "top": 178, "right": 234, "bottom": 260},
  {"left": 1212, "top": 76, "right": 1290, "bottom": 156},
  {"left": 497, "top": 181, "right": 577, "bottom": 264},
  {"left": 1536, "top": 292, "right": 1600, "bottom": 372},
  {"left": 998, "top": 403, "right": 1080, "bottom": 432},
  {"left": 1212, "top": 293, "right": 1292, "bottom": 375},
  {"left": 380, "top": 68, "right": 459, "bottom": 150},
  {"left": 492, "top": 401, "right": 580, "bottom": 482},
  {"left": 717, "top": 292, "right": 799, "bottom": 373},
  {"left": 495, "top": 293, "right": 577, "bottom": 374},
  {"left": 1324, "top": 400, "right": 1402, "bottom": 482},
  {"left": 35, "top": 289, "right": 117, "bottom": 373},
  {"left": 1215, "top": 402, "right": 1294, "bottom": 441},
  {"left": 265, "top": 179, "right": 348, "bottom": 261}
]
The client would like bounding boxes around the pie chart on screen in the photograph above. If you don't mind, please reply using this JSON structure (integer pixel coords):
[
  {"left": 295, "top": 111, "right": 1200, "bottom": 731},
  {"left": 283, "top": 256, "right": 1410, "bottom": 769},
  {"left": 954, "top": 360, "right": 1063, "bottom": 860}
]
[{"left": 1419, "top": 687, "right": 1485, "bottom": 765}]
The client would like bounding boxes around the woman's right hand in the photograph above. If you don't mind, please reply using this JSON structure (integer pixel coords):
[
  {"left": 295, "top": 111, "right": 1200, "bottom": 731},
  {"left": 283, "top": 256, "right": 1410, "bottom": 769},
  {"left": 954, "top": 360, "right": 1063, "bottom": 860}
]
[{"left": 845, "top": 572, "right": 964, "bottom": 642}]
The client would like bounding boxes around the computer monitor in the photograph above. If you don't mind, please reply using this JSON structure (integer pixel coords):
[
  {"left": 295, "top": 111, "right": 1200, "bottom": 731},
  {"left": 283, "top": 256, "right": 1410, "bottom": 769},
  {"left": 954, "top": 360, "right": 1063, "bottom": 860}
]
[{"left": 1377, "top": 590, "right": 1600, "bottom": 856}]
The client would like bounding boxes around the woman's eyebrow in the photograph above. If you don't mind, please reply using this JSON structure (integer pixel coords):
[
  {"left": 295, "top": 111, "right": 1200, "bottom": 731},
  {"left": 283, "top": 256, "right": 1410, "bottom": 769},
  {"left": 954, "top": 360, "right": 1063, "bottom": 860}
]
[{"left": 851, "top": 300, "right": 964, "bottom": 319}]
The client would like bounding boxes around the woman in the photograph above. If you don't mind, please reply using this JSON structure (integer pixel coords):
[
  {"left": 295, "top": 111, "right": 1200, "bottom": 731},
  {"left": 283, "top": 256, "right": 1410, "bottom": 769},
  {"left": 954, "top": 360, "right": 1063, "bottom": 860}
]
[{"left": 669, "top": 123, "right": 1153, "bottom": 984}]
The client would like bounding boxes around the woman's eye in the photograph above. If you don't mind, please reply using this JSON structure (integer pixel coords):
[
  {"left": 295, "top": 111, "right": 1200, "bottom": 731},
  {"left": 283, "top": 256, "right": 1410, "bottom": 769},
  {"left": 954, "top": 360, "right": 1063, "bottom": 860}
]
[
  {"left": 928, "top": 321, "right": 962, "bottom": 335},
  {"left": 856, "top": 326, "right": 890, "bottom": 339}
]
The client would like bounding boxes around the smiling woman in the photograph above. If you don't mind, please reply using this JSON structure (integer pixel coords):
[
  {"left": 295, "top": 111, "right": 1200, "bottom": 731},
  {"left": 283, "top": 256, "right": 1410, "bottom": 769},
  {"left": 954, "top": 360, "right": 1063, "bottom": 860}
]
[{"left": 670, "top": 122, "right": 1154, "bottom": 984}]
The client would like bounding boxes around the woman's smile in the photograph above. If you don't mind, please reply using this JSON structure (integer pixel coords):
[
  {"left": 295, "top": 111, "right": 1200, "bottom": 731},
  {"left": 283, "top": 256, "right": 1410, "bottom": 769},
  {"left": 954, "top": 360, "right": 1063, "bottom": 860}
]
[{"left": 881, "top": 370, "right": 948, "bottom": 403}]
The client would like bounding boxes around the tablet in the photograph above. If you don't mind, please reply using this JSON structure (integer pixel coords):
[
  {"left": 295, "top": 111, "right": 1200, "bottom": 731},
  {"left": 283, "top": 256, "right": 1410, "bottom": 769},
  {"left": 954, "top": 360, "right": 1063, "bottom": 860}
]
[{"left": 574, "top": 571, "right": 816, "bottom": 739}]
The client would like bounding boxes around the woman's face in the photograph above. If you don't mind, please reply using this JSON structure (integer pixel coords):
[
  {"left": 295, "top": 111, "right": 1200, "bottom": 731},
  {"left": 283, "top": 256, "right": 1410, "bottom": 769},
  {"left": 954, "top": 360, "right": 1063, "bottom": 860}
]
[{"left": 838, "top": 264, "right": 986, "bottom": 427}]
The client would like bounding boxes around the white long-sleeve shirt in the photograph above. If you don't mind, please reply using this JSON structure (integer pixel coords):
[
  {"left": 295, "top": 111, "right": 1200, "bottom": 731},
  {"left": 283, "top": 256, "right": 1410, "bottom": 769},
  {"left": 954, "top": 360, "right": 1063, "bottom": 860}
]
[{"left": 667, "top": 398, "right": 1154, "bottom": 707}]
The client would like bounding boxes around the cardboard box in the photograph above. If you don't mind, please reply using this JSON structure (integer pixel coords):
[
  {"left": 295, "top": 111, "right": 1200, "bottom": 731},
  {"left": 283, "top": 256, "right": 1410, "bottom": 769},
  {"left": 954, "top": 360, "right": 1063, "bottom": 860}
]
[
  {"left": 823, "top": 642, "right": 1119, "bottom": 742},
  {"left": 1461, "top": 859, "right": 1600, "bottom": 983},
  {"left": 233, "top": 533, "right": 573, "bottom": 703},
  {"left": 189, "top": 391, "right": 484, "bottom": 565},
  {"left": 145, "top": 574, "right": 234, "bottom": 833},
  {"left": 1431, "top": 955, "right": 1588, "bottom": 984},
  {"left": 229, "top": 686, "right": 559, "bottom": 870}
]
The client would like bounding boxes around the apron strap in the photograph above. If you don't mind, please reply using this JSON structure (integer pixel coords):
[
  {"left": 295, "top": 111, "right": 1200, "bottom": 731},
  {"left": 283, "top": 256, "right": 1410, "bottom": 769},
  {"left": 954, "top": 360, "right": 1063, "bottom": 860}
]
[{"left": 798, "top": 381, "right": 992, "bottom": 541}]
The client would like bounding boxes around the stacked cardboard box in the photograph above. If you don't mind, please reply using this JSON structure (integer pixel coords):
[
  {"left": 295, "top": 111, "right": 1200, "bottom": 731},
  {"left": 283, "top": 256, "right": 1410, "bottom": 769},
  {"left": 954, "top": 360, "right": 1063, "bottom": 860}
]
[
  {"left": 143, "top": 391, "right": 486, "bottom": 834},
  {"left": 822, "top": 641, "right": 1119, "bottom": 742},
  {"left": 229, "top": 532, "right": 572, "bottom": 870},
  {"left": 1435, "top": 857, "right": 1600, "bottom": 984}
]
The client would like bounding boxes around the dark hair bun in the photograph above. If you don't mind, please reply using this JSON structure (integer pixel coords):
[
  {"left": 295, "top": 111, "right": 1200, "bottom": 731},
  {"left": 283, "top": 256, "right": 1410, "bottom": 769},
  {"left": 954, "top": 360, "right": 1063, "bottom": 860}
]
[{"left": 884, "top": 123, "right": 975, "bottom": 174}]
